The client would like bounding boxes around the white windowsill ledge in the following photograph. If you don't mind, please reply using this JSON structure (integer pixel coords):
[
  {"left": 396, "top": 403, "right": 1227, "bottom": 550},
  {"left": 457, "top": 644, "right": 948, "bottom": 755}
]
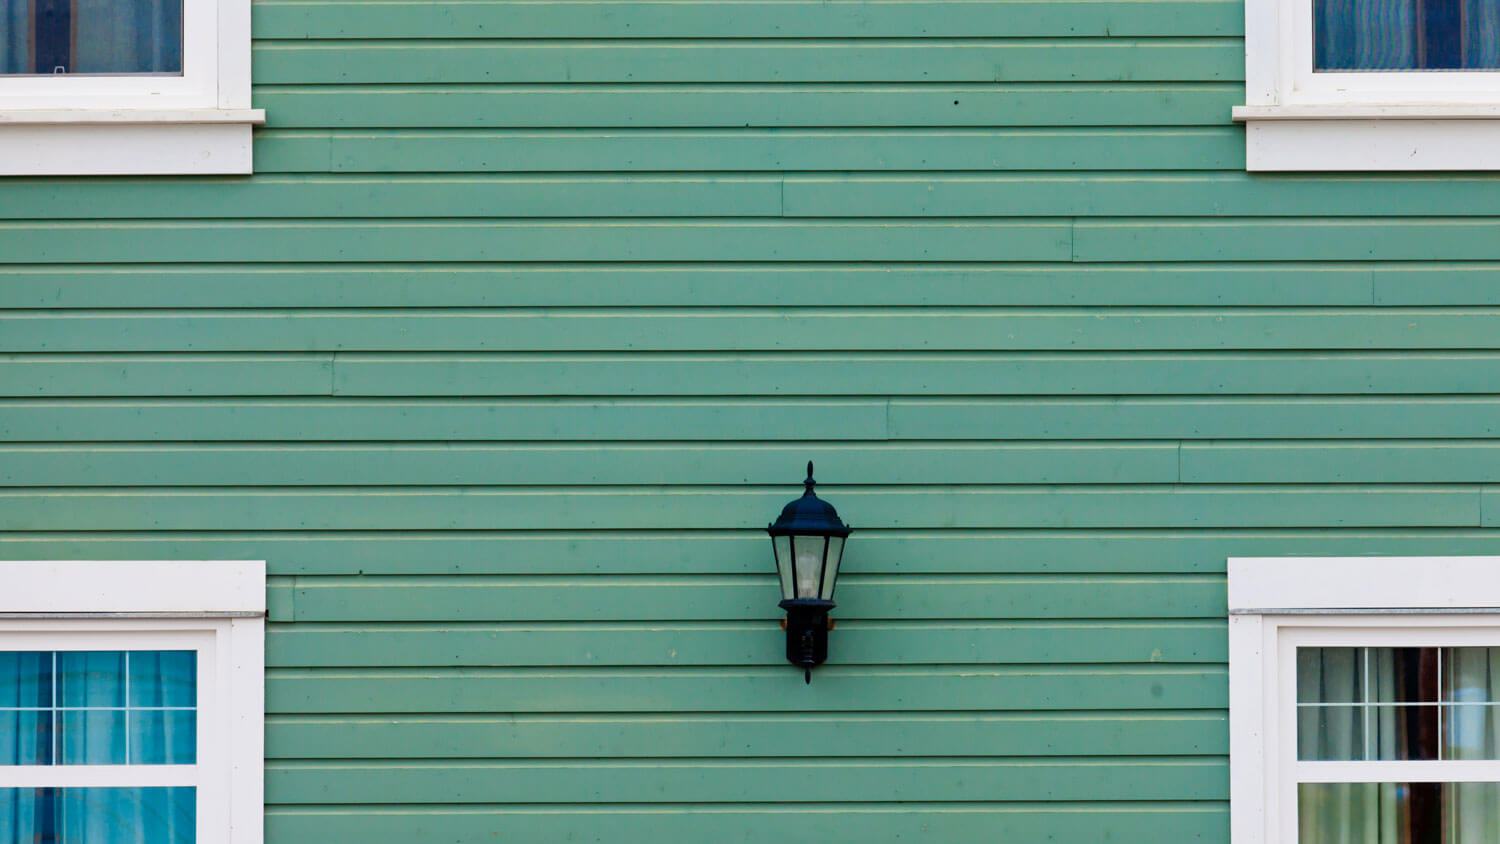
[
  {"left": 0, "top": 109, "right": 266, "bottom": 176},
  {"left": 1234, "top": 105, "right": 1500, "bottom": 171}
]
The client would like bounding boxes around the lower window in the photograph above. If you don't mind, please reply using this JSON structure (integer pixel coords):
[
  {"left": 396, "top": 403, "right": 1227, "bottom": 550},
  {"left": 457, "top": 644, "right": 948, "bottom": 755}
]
[
  {"left": 1230, "top": 557, "right": 1500, "bottom": 843},
  {"left": 0, "top": 562, "right": 264, "bottom": 844}
]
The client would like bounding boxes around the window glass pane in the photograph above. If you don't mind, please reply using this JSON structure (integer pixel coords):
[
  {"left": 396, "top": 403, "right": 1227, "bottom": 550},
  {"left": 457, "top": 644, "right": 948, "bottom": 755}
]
[
  {"left": 0, "top": 787, "right": 195, "bottom": 843},
  {"left": 0, "top": 652, "right": 51, "bottom": 708},
  {"left": 1298, "top": 704, "right": 1367, "bottom": 760},
  {"left": 1298, "top": 647, "right": 1365, "bottom": 703},
  {"left": 0, "top": 710, "right": 50, "bottom": 765},
  {"left": 1316, "top": 0, "right": 1500, "bottom": 70},
  {"left": 1299, "top": 782, "right": 1500, "bottom": 842},
  {"left": 0, "top": 0, "right": 182, "bottom": 76},
  {"left": 129, "top": 709, "right": 195, "bottom": 765},
  {"left": 56, "top": 652, "right": 125, "bottom": 708},
  {"left": 57, "top": 709, "right": 126, "bottom": 765},
  {"left": 128, "top": 651, "right": 194, "bottom": 708}
]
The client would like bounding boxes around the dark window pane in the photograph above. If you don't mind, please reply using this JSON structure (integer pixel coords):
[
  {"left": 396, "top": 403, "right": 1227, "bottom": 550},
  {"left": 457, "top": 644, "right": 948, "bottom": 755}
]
[
  {"left": 1316, "top": 0, "right": 1500, "bottom": 69},
  {"left": 0, "top": 0, "right": 183, "bottom": 75}
]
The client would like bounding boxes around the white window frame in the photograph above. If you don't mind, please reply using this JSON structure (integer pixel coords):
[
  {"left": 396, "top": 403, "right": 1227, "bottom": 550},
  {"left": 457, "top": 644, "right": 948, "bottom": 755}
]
[
  {"left": 1234, "top": 0, "right": 1500, "bottom": 170},
  {"left": 0, "top": 0, "right": 264, "bottom": 175},
  {"left": 1229, "top": 556, "right": 1500, "bottom": 843},
  {"left": 0, "top": 561, "right": 265, "bottom": 844}
]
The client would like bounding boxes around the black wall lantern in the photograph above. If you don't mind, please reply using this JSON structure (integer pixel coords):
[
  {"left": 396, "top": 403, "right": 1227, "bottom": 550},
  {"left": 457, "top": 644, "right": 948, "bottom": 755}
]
[{"left": 768, "top": 462, "right": 852, "bottom": 683}]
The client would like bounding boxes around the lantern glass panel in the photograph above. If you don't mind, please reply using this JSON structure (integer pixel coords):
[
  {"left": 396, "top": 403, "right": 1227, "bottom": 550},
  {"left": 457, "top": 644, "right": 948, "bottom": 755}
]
[
  {"left": 819, "top": 536, "right": 844, "bottom": 601},
  {"left": 792, "top": 535, "right": 828, "bottom": 599},
  {"left": 772, "top": 535, "right": 794, "bottom": 601}
]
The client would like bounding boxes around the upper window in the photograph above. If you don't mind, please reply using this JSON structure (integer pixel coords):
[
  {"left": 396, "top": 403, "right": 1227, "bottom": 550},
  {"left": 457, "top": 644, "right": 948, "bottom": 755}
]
[
  {"left": 1235, "top": 0, "right": 1500, "bottom": 169},
  {"left": 0, "top": 561, "right": 264, "bottom": 844},
  {"left": 1230, "top": 556, "right": 1500, "bottom": 842},
  {"left": 0, "top": 0, "right": 262, "bottom": 175}
]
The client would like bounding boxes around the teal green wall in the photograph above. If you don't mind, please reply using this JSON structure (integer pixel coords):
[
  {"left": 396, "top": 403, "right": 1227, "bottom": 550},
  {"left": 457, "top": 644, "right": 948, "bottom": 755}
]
[{"left": 5, "top": 0, "right": 1500, "bottom": 839}]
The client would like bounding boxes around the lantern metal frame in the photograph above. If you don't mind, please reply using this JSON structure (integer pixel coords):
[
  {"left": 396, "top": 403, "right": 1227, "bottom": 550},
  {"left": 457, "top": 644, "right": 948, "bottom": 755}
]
[{"left": 767, "top": 462, "right": 852, "bottom": 683}]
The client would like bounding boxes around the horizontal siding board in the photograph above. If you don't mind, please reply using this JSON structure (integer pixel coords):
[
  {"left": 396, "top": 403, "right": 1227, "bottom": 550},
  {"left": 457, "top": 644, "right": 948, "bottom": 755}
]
[
  {"left": 254, "top": 84, "right": 1241, "bottom": 129},
  {"left": 12, "top": 309, "right": 1500, "bottom": 353},
  {"left": 250, "top": 0, "right": 1243, "bottom": 39},
  {"left": 0, "top": 264, "right": 1373, "bottom": 309},
  {"left": 0, "top": 355, "right": 334, "bottom": 397},
  {"left": 7, "top": 397, "right": 1500, "bottom": 442},
  {"left": 0, "top": 177, "right": 784, "bottom": 220},
  {"left": 1375, "top": 266, "right": 1500, "bottom": 304},
  {"left": 284, "top": 575, "right": 1228, "bottom": 621},
  {"left": 254, "top": 128, "right": 1247, "bottom": 173},
  {"left": 1075, "top": 219, "right": 1500, "bottom": 262},
  {"left": 0, "top": 443, "right": 1180, "bottom": 487},
  {"left": 265, "top": 621, "right": 1228, "bottom": 666},
  {"left": 263, "top": 805, "right": 1227, "bottom": 843},
  {"left": 16, "top": 176, "right": 1500, "bottom": 222},
  {"left": 888, "top": 398, "right": 1500, "bottom": 440},
  {"left": 0, "top": 399, "right": 894, "bottom": 441},
  {"left": 784, "top": 174, "right": 1500, "bottom": 217},
  {"left": 0, "top": 487, "right": 1479, "bottom": 530},
  {"left": 253, "top": 40, "right": 1241, "bottom": 84},
  {"left": 7, "top": 530, "right": 1500, "bottom": 576},
  {"left": 30, "top": 351, "right": 1500, "bottom": 397},
  {"left": 264, "top": 712, "right": 1228, "bottom": 758},
  {"left": 264, "top": 665, "right": 1229, "bottom": 712},
  {"left": 1182, "top": 442, "right": 1500, "bottom": 483},
  {"left": 263, "top": 758, "right": 1227, "bottom": 803},
  {"left": 328, "top": 353, "right": 1500, "bottom": 398},
  {"left": 0, "top": 221, "right": 1073, "bottom": 264}
]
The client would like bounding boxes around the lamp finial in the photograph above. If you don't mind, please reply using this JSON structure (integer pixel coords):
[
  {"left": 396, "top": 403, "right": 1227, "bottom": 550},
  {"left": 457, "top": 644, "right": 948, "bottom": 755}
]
[{"left": 804, "top": 461, "right": 816, "bottom": 495}]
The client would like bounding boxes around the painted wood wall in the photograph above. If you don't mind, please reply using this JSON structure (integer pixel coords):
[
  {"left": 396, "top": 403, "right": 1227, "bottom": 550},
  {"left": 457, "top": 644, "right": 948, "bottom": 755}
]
[{"left": 4, "top": 0, "right": 1500, "bottom": 839}]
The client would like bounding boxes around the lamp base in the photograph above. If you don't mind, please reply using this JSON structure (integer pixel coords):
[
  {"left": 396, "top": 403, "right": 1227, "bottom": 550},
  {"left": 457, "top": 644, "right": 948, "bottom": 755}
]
[{"left": 779, "top": 598, "right": 835, "bottom": 683}]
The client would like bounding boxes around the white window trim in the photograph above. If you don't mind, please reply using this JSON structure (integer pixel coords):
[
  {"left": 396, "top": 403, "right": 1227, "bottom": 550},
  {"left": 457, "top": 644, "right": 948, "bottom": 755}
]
[
  {"left": 0, "top": 561, "right": 265, "bottom": 844},
  {"left": 0, "top": 0, "right": 265, "bottom": 175},
  {"left": 1229, "top": 556, "right": 1500, "bottom": 844},
  {"left": 1234, "top": 0, "right": 1500, "bottom": 170}
]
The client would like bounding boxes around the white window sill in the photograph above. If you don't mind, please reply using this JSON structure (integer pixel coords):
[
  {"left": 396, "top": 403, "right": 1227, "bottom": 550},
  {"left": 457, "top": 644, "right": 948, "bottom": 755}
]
[
  {"left": 1234, "top": 105, "right": 1500, "bottom": 171},
  {"left": 0, "top": 109, "right": 266, "bottom": 175}
]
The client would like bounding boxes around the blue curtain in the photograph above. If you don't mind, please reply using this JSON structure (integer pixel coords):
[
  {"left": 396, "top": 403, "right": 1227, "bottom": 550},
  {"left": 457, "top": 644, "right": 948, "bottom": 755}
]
[{"left": 0, "top": 788, "right": 195, "bottom": 844}]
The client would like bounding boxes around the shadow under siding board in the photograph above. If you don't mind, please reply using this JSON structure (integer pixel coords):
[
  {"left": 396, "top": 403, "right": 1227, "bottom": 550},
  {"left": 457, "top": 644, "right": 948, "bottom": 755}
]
[
  {"left": 253, "top": 128, "right": 1246, "bottom": 174},
  {"left": 10, "top": 309, "right": 1500, "bottom": 353},
  {"left": 262, "top": 664, "right": 1229, "bottom": 713},
  {"left": 264, "top": 620, "right": 1229, "bottom": 666},
  {"left": 263, "top": 711, "right": 1230, "bottom": 758},
  {"left": 262, "top": 757, "right": 1227, "bottom": 804},
  {"left": 263, "top": 806, "right": 1228, "bottom": 844},
  {"left": 0, "top": 263, "right": 1372, "bottom": 309},
  {"left": 249, "top": 0, "right": 1243, "bottom": 39},
  {"left": 0, "top": 220, "right": 1072, "bottom": 264},
  {"left": 250, "top": 39, "right": 1242, "bottom": 84},
  {"left": 283, "top": 574, "right": 1227, "bottom": 621},
  {"left": 253, "top": 84, "right": 1241, "bottom": 129},
  {"left": 0, "top": 486, "right": 1479, "bottom": 531}
]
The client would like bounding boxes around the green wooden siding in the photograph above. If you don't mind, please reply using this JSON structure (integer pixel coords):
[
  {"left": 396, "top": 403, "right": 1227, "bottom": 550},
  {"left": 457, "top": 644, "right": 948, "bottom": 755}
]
[{"left": 3, "top": 0, "right": 1499, "bottom": 839}]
